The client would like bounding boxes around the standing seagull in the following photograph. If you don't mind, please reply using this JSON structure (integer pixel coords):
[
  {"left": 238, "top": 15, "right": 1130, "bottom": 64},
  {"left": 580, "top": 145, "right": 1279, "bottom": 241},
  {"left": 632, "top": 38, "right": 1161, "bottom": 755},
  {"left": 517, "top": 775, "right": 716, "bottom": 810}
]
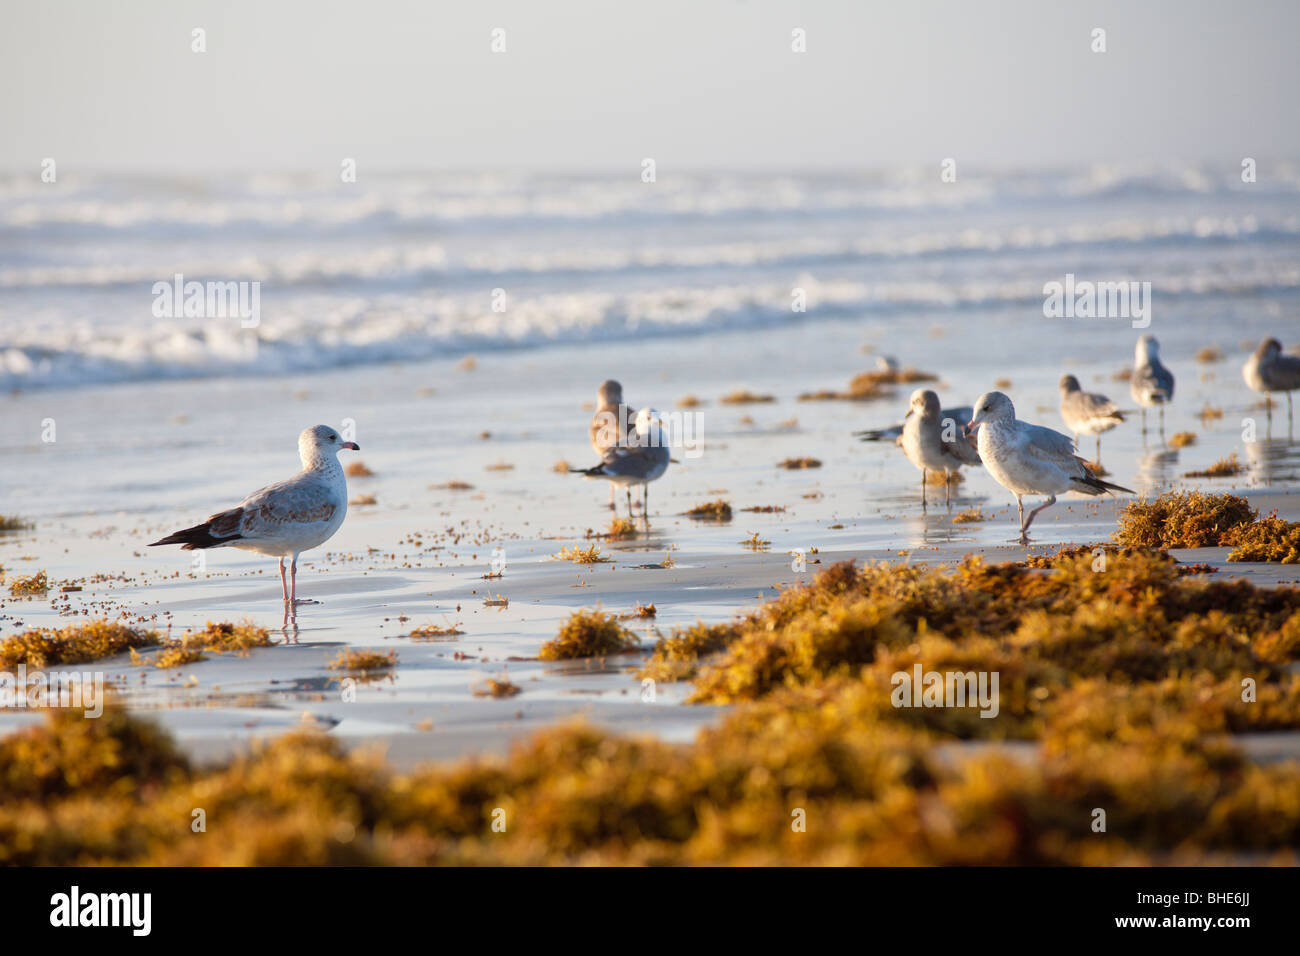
[
  {"left": 149, "top": 425, "right": 359, "bottom": 604},
  {"left": 969, "top": 392, "right": 1133, "bottom": 543},
  {"left": 589, "top": 379, "right": 638, "bottom": 510},
  {"left": 854, "top": 403, "right": 973, "bottom": 443},
  {"left": 898, "top": 389, "right": 981, "bottom": 508},
  {"left": 1058, "top": 375, "right": 1124, "bottom": 464},
  {"left": 1130, "top": 334, "right": 1175, "bottom": 438},
  {"left": 571, "top": 407, "right": 670, "bottom": 520},
  {"left": 1242, "top": 338, "right": 1300, "bottom": 431}
]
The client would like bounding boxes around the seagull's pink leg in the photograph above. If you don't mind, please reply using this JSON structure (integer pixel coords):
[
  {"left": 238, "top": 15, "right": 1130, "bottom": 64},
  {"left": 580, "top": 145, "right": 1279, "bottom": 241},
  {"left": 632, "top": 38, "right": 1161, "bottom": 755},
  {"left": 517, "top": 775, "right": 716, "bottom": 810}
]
[
  {"left": 290, "top": 555, "right": 298, "bottom": 604},
  {"left": 1021, "top": 494, "right": 1058, "bottom": 537},
  {"left": 278, "top": 557, "right": 288, "bottom": 603}
]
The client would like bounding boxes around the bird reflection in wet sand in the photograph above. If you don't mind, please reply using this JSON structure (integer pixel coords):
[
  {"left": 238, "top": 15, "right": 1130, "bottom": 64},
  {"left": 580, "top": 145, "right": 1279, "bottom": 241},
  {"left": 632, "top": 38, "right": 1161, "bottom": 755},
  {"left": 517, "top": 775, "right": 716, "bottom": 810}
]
[
  {"left": 1136, "top": 447, "right": 1181, "bottom": 492},
  {"left": 1243, "top": 435, "right": 1300, "bottom": 486},
  {"left": 280, "top": 605, "right": 301, "bottom": 644}
]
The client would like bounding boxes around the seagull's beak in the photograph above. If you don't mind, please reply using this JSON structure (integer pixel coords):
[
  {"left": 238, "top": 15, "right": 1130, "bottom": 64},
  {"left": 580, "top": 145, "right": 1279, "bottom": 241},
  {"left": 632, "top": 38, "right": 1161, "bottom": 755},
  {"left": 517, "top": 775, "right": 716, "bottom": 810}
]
[{"left": 342, "top": 441, "right": 360, "bottom": 451}]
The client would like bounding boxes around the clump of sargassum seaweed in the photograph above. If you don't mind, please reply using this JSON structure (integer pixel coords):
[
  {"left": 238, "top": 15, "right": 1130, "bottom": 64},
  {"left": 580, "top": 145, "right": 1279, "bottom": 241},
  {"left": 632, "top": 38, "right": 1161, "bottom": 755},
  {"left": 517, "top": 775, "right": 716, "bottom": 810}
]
[
  {"left": 329, "top": 649, "right": 398, "bottom": 672},
  {"left": 3, "top": 519, "right": 1300, "bottom": 863},
  {"left": 1114, "top": 491, "right": 1300, "bottom": 563},
  {"left": 604, "top": 517, "right": 638, "bottom": 540},
  {"left": 685, "top": 499, "right": 732, "bottom": 521},
  {"left": 133, "top": 621, "right": 274, "bottom": 669},
  {"left": 0, "top": 620, "right": 274, "bottom": 671},
  {"left": 539, "top": 609, "right": 640, "bottom": 660},
  {"left": 800, "top": 366, "right": 938, "bottom": 402},
  {"left": 407, "top": 623, "right": 464, "bottom": 641},
  {"left": 0, "top": 622, "right": 160, "bottom": 668},
  {"left": 550, "top": 544, "right": 609, "bottom": 564},
  {"left": 472, "top": 676, "right": 522, "bottom": 698},
  {"left": 7, "top": 571, "right": 49, "bottom": 596},
  {"left": 1183, "top": 453, "right": 1244, "bottom": 479}
]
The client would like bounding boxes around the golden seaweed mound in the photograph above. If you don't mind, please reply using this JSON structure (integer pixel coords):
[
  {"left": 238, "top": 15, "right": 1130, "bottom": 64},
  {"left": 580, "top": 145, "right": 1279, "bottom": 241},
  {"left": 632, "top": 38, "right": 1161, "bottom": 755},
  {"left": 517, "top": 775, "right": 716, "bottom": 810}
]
[
  {"left": 1113, "top": 492, "right": 1255, "bottom": 548},
  {"left": 0, "top": 622, "right": 160, "bottom": 668},
  {"left": 1227, "top": 515, "right": 1300, "bottom": 564},
  {"left": 3, "top": 548, "right": 1300, "bottom": 865},
  {"left": 642, "top": 553, "right": 1300, "bottom": 707},
  {"left": 540, "top": 609, "right": 640, "bottom": 660}
]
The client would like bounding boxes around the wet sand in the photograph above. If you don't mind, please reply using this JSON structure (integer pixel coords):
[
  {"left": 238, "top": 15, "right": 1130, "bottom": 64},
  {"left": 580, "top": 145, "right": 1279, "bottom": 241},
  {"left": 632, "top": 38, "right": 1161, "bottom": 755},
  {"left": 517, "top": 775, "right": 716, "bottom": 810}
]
[{"left": 2, "top": 325, "right": 1299, "bottom": 766}]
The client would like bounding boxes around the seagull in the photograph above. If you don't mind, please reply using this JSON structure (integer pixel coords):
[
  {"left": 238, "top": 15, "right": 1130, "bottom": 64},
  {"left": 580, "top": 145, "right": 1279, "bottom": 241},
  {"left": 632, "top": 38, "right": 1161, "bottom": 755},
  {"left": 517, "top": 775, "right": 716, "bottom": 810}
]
[
  {"left": 149, "top": 425, "right": 359, "bottom": 604},
  {"left": 1058, "top": 374, "right": 1124, "bottom": 464},
  {"left": 969, "top": 391, "right": 1133, "bottom": 543},
  {"left": 897, "top": 389, "right": 981, "bottom": 508},
  {"left": 1130, "top": 334, "right": 1175, "bottom": 438},
  {"left": 589, "top": 379, "right": 638, "bottom": 510},
  {"left": 1242, "top": 337, "right": 1300, "bottom": 431},
  {"left": 571, "top": 407, "right": 670, "bottom": 519},
  {"left": 854, "top": 404, "right": 973, "bottom": 443}
]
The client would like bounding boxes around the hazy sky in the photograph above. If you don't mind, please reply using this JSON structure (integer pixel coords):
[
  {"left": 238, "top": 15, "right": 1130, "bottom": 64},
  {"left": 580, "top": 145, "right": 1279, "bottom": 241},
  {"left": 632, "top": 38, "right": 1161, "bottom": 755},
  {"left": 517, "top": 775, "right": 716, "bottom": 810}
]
[{"left": 3, "top": 0, "right": 1298, "bottom": 172}]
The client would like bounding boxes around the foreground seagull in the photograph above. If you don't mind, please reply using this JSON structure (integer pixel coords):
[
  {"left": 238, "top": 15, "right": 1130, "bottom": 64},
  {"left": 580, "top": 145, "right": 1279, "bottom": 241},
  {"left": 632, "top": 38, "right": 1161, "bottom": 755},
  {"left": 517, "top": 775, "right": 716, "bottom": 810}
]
[
  {"left": 1130, "top": 334, "right": 1175, "bottom": 438},
  {"left": 1242, "top": 337, "right": 1300, "bottom": 430},
  {"left": 571, "top": 407, "right": 669, "bottom": 519},
  {"left": 149, "top": 425, "right": 359, "bottom": 604},
  {"left": 1058, "top": 374, "right": 1124, "bottom": 464},
  {"left": 969, "top": 392, "right": 1133, "bottom": 543},
  {"left": 898, "top": 389, "right": 981, "bottom": 508},
  {"left": 589, "top": 379, "right": 638, "bottom": 510}
]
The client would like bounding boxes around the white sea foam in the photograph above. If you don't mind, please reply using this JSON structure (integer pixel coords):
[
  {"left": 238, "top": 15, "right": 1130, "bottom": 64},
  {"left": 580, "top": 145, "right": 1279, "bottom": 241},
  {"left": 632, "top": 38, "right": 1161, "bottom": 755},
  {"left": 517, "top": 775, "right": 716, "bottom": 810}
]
[
  {"left": 3, "top": 215, "right": 1295, "bottom": 291},
  {"left": 3, "top": 165, "right": 1299, "bottom": 390},
  {"left": 4, "top": 261, "right": 1299, "bottom": 390}
]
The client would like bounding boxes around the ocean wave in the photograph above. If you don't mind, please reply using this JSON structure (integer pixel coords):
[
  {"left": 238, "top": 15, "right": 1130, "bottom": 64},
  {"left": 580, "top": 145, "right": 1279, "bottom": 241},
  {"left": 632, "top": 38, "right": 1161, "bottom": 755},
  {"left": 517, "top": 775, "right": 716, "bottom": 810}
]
[
  {"left": 4, "top": 265, "right": 1299, "bottom": 391},
  {"left": 4, "top": 164, "right": 1297, "bottom": 235},
  {"left": 4, "top": 214, "right": 1297, "bottom": 291}
]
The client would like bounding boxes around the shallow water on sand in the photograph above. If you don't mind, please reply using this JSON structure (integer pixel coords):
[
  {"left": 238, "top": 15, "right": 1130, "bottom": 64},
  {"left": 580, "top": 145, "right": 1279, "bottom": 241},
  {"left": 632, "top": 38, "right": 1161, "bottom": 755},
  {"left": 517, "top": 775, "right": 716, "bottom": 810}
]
[{"left": 4, "top": 310, "right": 1300, "bottom": 760}]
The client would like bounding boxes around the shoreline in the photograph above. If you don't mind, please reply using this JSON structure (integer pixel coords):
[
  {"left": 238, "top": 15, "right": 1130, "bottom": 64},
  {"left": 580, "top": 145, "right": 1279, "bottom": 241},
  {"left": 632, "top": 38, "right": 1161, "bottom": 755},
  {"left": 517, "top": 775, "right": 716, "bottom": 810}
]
[{"left": 4, "top": 489, "right": 1300, "bottom": 768}]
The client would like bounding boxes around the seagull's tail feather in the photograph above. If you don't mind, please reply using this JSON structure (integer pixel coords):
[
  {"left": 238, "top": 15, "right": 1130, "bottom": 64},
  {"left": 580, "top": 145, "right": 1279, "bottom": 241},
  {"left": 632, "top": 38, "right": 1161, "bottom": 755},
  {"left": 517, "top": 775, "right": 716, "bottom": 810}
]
[
  {"left": 1070, "top": 474, "right": 1136, "bottom": 496},
  {"left": 149, "top": 514, "right": 243, "bottom": 550},
  {"left": 569, "top": 464, "right": 608, "bottom": 478},
  {"left": 853, "top": 428, "right": 896, "bottom": 442}
]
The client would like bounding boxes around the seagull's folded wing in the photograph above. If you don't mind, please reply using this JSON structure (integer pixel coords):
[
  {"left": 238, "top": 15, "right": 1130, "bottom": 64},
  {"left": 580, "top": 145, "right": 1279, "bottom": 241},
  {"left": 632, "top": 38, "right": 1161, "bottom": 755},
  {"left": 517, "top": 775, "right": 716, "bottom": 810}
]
[
  {"left": 1275, "top": 354, "right": 1300, "bottom": 387},
  {"left": 599, "top": 443, "right": 668, "bottom": 479},
  {"left": 233, "top": 476, "right": 340, "bottom": 540},
  {"left": 1134, "top": 361, "right": 1175, "bottom": 398},
  {"left": 1020, "top": 422, "right": 1080, "bottom": 465},
  {"left": 1071, "top": 391, "right": 1120, "bottom": 419}
]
